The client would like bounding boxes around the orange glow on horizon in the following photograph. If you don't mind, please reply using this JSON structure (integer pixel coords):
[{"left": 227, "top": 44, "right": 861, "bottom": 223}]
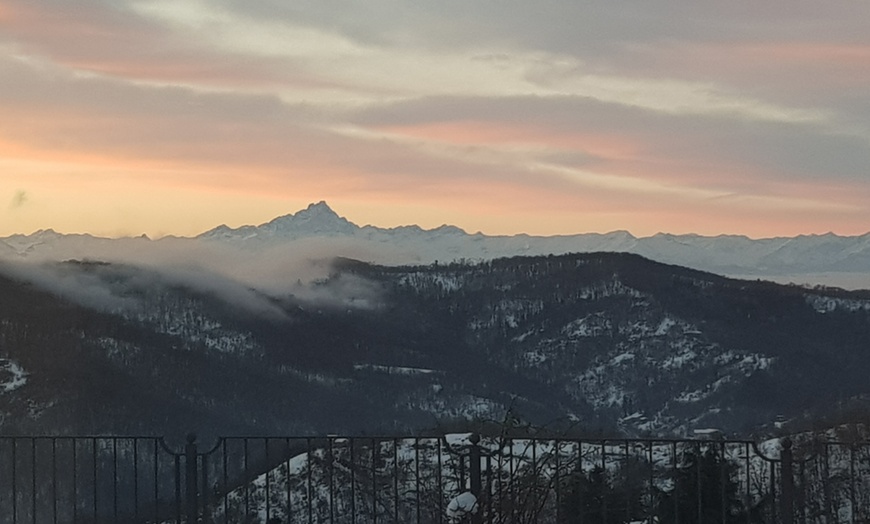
[{"left": 4, "top": 124, "right": 869, "bottom": 240}]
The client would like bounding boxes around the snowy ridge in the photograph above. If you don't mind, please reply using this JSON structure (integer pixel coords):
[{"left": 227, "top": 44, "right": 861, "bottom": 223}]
[{"left": 5, "top": 201, "right": 870, "bottom": 290}]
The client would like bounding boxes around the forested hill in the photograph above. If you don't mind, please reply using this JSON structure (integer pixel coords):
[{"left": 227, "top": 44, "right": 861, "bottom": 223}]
[{"left": 1, "top": 252, "right": 870, "bottom": 438}]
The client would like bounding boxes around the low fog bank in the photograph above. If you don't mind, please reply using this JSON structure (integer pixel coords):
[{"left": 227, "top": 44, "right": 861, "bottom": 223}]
[
  {"left": 730, "top": 272, "right": 870, "bottom": 292},
  {"left": 2, "top": 233, "right": 869, "bottom": 316},
  {"left": 0, "top": 236, "right": 408, "bottom": 316}
]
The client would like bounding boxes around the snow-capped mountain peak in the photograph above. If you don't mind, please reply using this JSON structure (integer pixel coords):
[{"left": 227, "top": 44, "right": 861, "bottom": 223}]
[
  {"left": 275, "top": 200, "right": 340, "bottom": 224},
  {"left": 198, "top": 201, "right": 358, "bottom": 240},
  {"left": 261, "top": 200, "right": 357, "bottom": 236}
]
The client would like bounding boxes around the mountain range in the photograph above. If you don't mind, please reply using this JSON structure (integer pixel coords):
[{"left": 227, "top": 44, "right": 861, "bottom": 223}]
[
  {"left": 3, "top": 203, "right": 870, "bottom": 438},
  {"left": 2, "top": 201, "right": 870, "bottom": 290}
]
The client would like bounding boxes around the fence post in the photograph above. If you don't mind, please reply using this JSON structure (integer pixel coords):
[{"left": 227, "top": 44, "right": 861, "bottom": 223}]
[
  {"left": 201, "top": 446, "right": 211, "bottom": 523},
  {"left": 185, "top": 433, "right": 199, "bottom": 524},
  {"left": 780, "top": 437, "right": 794, "bottom": 524},
  {"left": 469, "top": 433, "right": 483, "bottom": 524}
]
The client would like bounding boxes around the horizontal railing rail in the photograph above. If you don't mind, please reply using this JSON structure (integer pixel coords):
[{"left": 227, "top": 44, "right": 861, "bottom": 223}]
[{"left": 1, "top": 433, "right": 869, "bottom": 523}]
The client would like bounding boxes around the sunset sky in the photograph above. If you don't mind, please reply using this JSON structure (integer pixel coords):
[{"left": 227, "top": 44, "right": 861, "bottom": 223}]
[{"left": 2, "top": 1, "right": 870, "bottom": 239}]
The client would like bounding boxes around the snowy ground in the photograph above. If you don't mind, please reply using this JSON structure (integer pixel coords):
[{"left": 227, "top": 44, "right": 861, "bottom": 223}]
[{"left": 0, "top": 359, "right": 27, "bottom": 392}]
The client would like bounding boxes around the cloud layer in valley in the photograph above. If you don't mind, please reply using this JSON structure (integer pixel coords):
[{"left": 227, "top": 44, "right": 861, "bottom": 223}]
[{"left": 0, "top": 235, "right": 397, "bottom": 317}]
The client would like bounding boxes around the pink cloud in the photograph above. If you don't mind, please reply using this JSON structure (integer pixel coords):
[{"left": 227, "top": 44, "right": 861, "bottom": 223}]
[{"left": 2, "top": 1, "right": 869, "bottom": 238}]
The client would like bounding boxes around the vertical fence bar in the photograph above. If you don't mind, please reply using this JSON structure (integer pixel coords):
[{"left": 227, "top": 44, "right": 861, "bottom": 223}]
[
  {"left": 531, "top": 437, "right": 538, "bottom": 524},
  {"left": 244, "top": 438, "right": 250, "bottom": 520},
  {"left": 175, "top": 454, "right": 182, "bottom": 524},
  {"left": 720, "top": 441, "right": 727, "bottom": 524},
  {"left": 850, "top": 444, "right": 856, "bottom": 524},
  {"left": 414, "top": 438, "right": 420, "bottom": 524},
  {"left": 469, "top": 434, "right": 482, "bottom": 524},
  {"left": 284, "top": 438, "right": 292, "bottom": 523},
  {"left": 371, "top": 438, "right": 378, "bottom": 524},
  {"left": 770, "top": 462, "right": 791, "bottom": 524},
  {"left": 351, "top": 438, "right": 357, "bottom": 524},
  {"left": 824, "top": 444, "right": 833, "bottom": 524},
  {"left": 780, "top": 438, "right": 794, "bottom": 524},
  {"left": 458, "top": 451, "right": 465, "bottom": 495},
  {"left": 623, "top": 440, "right": 631, "bottom": 523},
  {"left": 508, "top": 439, "right": 515, "bottom": 523},
  {"left": 695, "top": 442, "right": 702, "bottom": 524},
  {"left": 496, "top": 440, "right": 505, "bottom": 524},
  {"left": 437, "top": 438, "right": 443, "bottom": 524},
  {"left": 52, "top": 438, "right": 58, "bottom": 524},
  {"left": 329, "top": 437, "right": 335, "bottom": 524},
  {"left": 798, "top": 460, "right": 806, "bottom": 524},
  {"left": 393, "top": 438, "right": 399, "bottom": 524},
  {"left": 12, "top": 438, "right": 17, "bottom": 523},
  {"left": 93, "top": 438, "right": 98, "bottom": 523},
  {"left": 648, "top": 441, "right": 655, "bottom": 523},
  {"left": 154, "top": 439, "right": 160, "bottom": 524},
  {"left": 577, "top": 441, "right": 584, "bottom": 524},
  {"left": 133, "top": 439, "right": 139, "bottom": 522},
  {"left": 113, "top": 437, "right": 118, "bottom": 523},
  {"left": 201, "top": 445, "right": 210, "bottom": 523},
  {"left": 265, "top": 438, "right": 272, "bottom": 522},
  {"left": 222, "top": 439, "right": 228, "bottom": 524},
  {"left": 485, "top": 453, "right": 492, "bottom": 524},
  {"left": 672, "top": 441, "right": 679, "bottom": 524},
  {"left": 307, "top": 438, "right": 314, "bottom": 524},
  {"left": 555, "top": 440, "right": 561, "bottom": 524},
  {"left": 31, "top": 438, "right": 37, "bottom": 524},
  {"left": 185, "top": 434, "right": 198, "bottom": 524},
  {"left": 600, "top": 441, "right": 607, "bottom": 524},
  {"left": 745, "top": 443, "right": 751, "bottom": 524}
]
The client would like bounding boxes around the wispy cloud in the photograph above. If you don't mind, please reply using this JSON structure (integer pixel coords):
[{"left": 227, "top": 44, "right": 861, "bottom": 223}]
[
  {"left": 0, "top": 0, "right": 868, "bottom": 237},
  {"left": 9, "top": 190, "right": 28, "bottom": 209}
]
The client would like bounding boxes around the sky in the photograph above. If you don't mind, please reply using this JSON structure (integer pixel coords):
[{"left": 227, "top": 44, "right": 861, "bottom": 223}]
[{"left": 2, "top": 1, "right": 869, "bottom": 239}]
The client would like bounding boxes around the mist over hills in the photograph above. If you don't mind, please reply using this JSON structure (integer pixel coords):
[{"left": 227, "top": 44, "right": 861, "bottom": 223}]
[
  {"left": 2, "top": 202, "right": 870, "bottom": 438},
  {"left": 3, "top": 201, "right": 868, "bottom": 291},
  {"left": 194, "top": 201, "right": 870, "bottom": 288},
  {"left": 1, "top": 250, "right": 870, "bottom": 438}
]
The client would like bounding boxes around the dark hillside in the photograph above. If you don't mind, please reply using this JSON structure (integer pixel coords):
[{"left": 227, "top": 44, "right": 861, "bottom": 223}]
[{"left": 1, "top": 253, "right": 869, "bottom": 437}]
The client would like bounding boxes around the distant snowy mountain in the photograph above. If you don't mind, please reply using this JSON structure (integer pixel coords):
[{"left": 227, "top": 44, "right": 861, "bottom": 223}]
[
  {"left": 200, "top": 201, "right": 358, "bottom": 240},
  {"left": 3, "top": 201, "right": 870, "bottom": 289},
  {"left": 4, "top": 203, "right": 870, "bottom": 439},
  {"left": 171, "top": 201, "right": 870, "bottom": 287},
  {"left": 173, "top": 201, "right": 870, "bottom": 290}
]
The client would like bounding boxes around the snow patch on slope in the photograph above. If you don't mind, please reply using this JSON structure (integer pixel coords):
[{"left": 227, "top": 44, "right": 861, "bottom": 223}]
[
  {"left": 0, "top": 359, "right": 27, "bottom": 392},
  {"left": 806, "top": 294, "right": 870, "bottom": 314}
]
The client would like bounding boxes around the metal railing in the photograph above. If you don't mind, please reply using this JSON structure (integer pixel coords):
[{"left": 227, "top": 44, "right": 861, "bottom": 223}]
[{"left": 1, "top": 433, "right": 869, "bottom": 523}]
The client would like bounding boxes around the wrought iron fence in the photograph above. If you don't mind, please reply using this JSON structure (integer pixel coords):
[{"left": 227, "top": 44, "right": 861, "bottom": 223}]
[{"left": 1, "top": 433, "right": 869, "bottom": 523}]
